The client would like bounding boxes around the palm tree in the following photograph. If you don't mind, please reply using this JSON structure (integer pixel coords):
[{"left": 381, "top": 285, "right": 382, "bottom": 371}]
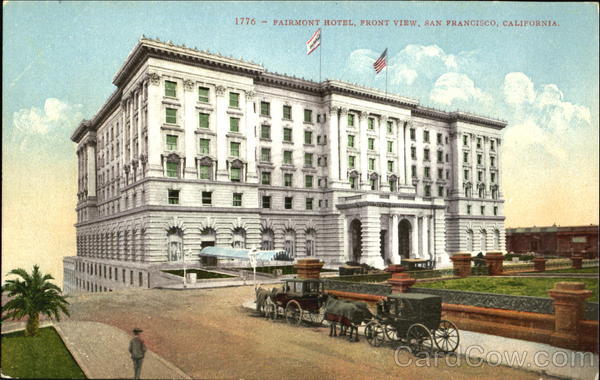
[{"left": 1, "top": 265, "right": 70, "bottom": 336}]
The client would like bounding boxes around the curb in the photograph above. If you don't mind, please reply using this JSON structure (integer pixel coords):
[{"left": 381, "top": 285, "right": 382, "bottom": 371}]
[{"left": 53, "top": 323, "right": 94, "bottom": 379}]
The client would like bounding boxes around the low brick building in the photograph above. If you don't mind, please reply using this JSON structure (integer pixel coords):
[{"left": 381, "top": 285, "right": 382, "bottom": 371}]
[{"left": 506, "top": 225, "right": 598, "bottom": 258}]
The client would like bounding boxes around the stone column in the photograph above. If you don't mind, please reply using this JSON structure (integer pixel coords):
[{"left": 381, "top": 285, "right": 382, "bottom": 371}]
[
  {"left": 245, "top": 90, "right": 258, "bottom": 183},
  {"left": 450, "top": 253, "right": 472, "bottom": 277},
  {"left": 85, "top": 140, "right": 97, "bottom": 197},
  {"left": 146, "top": 73, "right": 163, "bottom": 176},
  {"left": 404, "top": 121, "right": 411, "bottom": 185},
  {"left": 410, "top": 216, "right": 419, "bottom": 258},
  {"left": 361, "top": 207, "right": 385, "bottom": 268},
  {"left": 571, "top": 254, "right": 583, "bottom": 269},
  {"left": 497, "top": 138, "right": 503, "bottom": 198},
  {"left": 388, "top": 272, "right": 416, "bottom": 293},
  {"left": 359, "top": 111, "right": 370, "bottom": 190},
  {"left": 391, "top": 214, "right": 400, "bottom": 264},
  {"left": 397, "top": 119, "right": 406, "bottom": 185},
  {"left": 183, "top": 79, "right": 196, "bottom": 178},
  {"left": 295, "top": 258, "right": 324, "bottom": 279},
  {"left": 422, "top": 216, "right": 429, "bottom": 259},
  {"left": 338, "top": 108, "right": 348, "bottom": 185},
  {"left": 549, "top": 282, "right": 592, "bottom": 350},
  {"left": 215, "top": 85, "right": 229, "bottom": 180},
  {"left": 533, "top": 256, "right": 547, "bottom": 272},
  {"left": 379, "top": 115, "right": 389, "bottom": 191},
  {"left": 485, "top": 251, "right": 504, "bottom": 275},
  {"left": 327, "top": 106, "right": 340, "bottom": 184}
]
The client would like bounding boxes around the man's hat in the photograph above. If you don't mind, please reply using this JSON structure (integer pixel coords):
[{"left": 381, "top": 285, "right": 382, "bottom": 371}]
[{"left": 133, "top": 328, "right": 143, "bottom": 333}]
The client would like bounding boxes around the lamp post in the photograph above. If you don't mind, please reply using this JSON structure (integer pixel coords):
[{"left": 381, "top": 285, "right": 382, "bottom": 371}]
[
  {"left": 183, "top": 248, "right": 192, "bottom": 289},
  {"left": 248, "top": 245, "right": 258, "bottom": 288}
]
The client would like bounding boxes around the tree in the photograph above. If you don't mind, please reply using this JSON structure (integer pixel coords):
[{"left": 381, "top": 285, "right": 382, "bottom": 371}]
[{"left": 1, "top": 265, "right": 70, "bottom": 336}]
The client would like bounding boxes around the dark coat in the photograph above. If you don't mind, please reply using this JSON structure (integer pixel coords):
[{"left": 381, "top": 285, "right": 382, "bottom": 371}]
[{"left": 129, "top": 336, "right": 147, "bottom": 359}]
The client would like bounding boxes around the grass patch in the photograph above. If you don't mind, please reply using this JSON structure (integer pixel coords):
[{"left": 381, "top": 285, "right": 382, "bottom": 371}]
[
  {"left": 162, "top": 269, "right": 234, "bottom": 279},
  {"left": 544, "top": 267, "right": 599, "bottom": 274},
  {"left": 1, "top": 326, "right": 86, "bottom": 379},
  {"left": 237, "top": 265, "right": 336, "bottom": 275},
  {"left": 416, "top": 277, "right": 599, "bottom": 302}
]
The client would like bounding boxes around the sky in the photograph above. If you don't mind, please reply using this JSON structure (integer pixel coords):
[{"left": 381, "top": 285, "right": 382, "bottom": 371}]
[{"left": 2, "top": 1, "right": 599, "bottom": 286}]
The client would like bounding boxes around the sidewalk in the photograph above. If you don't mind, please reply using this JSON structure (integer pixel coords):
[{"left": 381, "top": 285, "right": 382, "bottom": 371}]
[
  {"left": 242, "top": 300, "right": 599, "bottom": 380},
  {"left": 159, "top": 277, "right": 283, "bottom": 290},
  {"left": 2, "top": 321, "right": 190, "bottom": 379}
]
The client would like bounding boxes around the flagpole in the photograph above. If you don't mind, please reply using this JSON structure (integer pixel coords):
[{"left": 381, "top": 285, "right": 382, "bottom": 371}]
[
  {"left": 385, "top": 65, "right": 388, "bottom": 96},
  {"left": 319, "top": 30, "right": 322, "bottom": 83}
]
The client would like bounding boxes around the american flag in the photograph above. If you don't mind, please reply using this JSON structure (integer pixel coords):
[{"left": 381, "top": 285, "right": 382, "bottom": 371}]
[
  {"left": 373, "top": 48, "right": 388, "bottom": 74},
  {"left": 306, "top": 29, "right": 321, "bottom": 55}
]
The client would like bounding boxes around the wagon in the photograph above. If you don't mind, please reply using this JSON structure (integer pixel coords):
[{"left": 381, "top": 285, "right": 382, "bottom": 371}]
[
  {"left": 364, "top": 293, "right": 460, "bottom": 354},
  {"left": 265, "top": 279, "right": 327, "bottom": 326}
]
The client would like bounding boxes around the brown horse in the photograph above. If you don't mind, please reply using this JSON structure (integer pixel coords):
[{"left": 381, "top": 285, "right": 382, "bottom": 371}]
[{"left": 323, "top": 296, "right": 373, "bottom": 342}]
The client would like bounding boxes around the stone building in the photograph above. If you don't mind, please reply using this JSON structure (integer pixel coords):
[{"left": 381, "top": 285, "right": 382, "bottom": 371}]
[
  {"left": 506, "top": 225, "right": 598, "bottom": 258},
  {"left": 63, "top": 37, "right": 506, "bottom": 293}
]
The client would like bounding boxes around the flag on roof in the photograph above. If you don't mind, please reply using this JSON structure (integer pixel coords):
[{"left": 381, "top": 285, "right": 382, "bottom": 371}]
[
  {"left": 306, "top": 28, "right": 321, "bottom": 55},
  {"left": 373, "top": 48, "right": 388, "bottom": 74}
]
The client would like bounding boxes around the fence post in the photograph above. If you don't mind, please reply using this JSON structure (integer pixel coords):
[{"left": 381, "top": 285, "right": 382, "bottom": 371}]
[
  {"left": 485, "top": 252, "right": 504, "bottom": 275},
  {"left": 387, "top": 272, "right": 416, "bottom": 293},
  {"left": 295, "top": 258, "right": 324, "bottom": 279},
  {"left": 450, "top": 253, "right": 472, "bottom": 277},
  {"left": 571, "top": 254, "right": 583, "bottom": 270},
  {"left": 548, "top": 282, "right": 592, "bottom": 350},
  {"left": 533, "top": 256, "right": 547, "bottom": 272}
]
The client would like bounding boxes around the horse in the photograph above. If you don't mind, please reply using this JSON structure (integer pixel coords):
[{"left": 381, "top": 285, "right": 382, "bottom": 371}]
[{"left": 323, "top": 295, "right": 373, "bottom": 342}]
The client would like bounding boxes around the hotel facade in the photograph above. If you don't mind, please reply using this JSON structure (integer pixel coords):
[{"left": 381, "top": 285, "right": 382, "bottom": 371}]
[{"left": 64, "top": 38, "right": 506, "bottom": 293}]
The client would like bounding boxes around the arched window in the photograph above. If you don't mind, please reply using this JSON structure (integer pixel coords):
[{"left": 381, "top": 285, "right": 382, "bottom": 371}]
[
  {"left": 493, "top": 229, "right": 500, "bottom": 250},
  {"left": 284, "top": 230, "right": 296, "bottom": 259},
  {"left": 349, "top": 170, "right": 359, "bottom": 190},
  {"left": 305, "top": 229, "right": 316, "bottom": 256},
  {"left": 465, "top": 183, "right": 472, "bottom": 198},
  {"left": 167, "top": 227, "right": 183, "bottom": 262},
  {"left": 466, "top": 229, "right": 474, "bottom": 251},
  {"left": 478, "top": 185, "right": 485, "bottom": 198},
  {"left": 261, "top": 229, "right": 274, "bottom": 250},
  {"left": 480, "top": 230, "right": 488, "bottom": 252},
  {"left": 232, "top": 227, "right": 246, "bottom": 249},
  {"left": 198, "top": 157, "right": 214, "bottom": 181},
  {"left": 388, "top": 174, "right": 397, "bottom": 192},
  {"left": 369, "top": 172, "right": 379, "bottom": 191}
]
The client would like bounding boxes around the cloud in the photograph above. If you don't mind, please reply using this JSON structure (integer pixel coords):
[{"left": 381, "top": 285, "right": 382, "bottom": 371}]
[
  {"left": 503, "top": 72, "right": 535, "bottom": 106},
  {"left": 10, "top": 98, "right": 83, "bottom": 153},
  {"left": 429, "top": 73, "right": 490, "bottom": 106}
]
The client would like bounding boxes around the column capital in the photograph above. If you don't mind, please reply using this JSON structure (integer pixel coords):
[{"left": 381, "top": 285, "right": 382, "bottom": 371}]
[
  {"left": 216, "top": 85, "right": 227, "bottom": 97},
  {"left": 329, "top": 105, "right": 340, "bottom": 115},
  {"left": 359, "top": 111, "right": 369, "bottom": 120},
  {"left": 380, "top": 115, "right": 389, "bottom": 122},
  {"left": 246, "top": 90, "right": 256, "bottom": 100},
  {"left": 340, "top": 107, "right": 348, "bottom": 116},
  {"left": 146, "top": 72, "right": 161, "bottom": 86},
  {"left": 183, "top": 79, "right": 195, "bottom": 91}
]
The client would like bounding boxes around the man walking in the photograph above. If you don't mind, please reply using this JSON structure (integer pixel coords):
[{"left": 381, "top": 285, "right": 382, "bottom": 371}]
[{"left": 129, "top": 328, "right": 147, "bottom": 379}]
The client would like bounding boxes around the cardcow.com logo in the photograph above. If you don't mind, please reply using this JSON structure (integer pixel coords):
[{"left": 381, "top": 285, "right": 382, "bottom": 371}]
[{"left": 394, "top": 345, "right": 597, "bottom": 369}]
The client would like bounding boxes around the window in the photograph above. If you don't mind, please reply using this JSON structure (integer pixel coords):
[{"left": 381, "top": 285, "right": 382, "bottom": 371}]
[
  {"left": 477, "top": 138, "right": 482, "bottom": 149},
  {"left": 437, "top": 151, "right": 443, "bottom": 162},
  {"left": 387, "top": 121, "right": 393, "bottom": 134},
  {"left": 368, "top": 158, "right": 375, "bottom": 171},
  {"left": 438, "top": 186, "right": 444, "bottom": 197},
  {"left": 230, "top": 117, "right": 240, "bottom": 132},
  {"left": 424, "top": 167, "right": 430, "bottom": 178},
  {"left": 229, "top": 92, "right": 239, "bottom": 108},
  {"left": 284, "top": 173, "right": 293, "bottom": 187},
  {"left": 490, "top": 156, "right": 495, "bottom": 167},
  {"left": 199, "top": 164, "right": 211, "bottom": 180},
  {"left": 261, "top": 171, "right": 271, "bottom": 185},
  {"left": 166, "top": 162, "right": 178, "bottom": 177},
  {"left": 202, "top": 191, "right": 212, "bottom": 205},
  {"left": 199, "top": 139, "right": 210, "bottom": 154},
  {"left": 411, "top": 165, "right": 417, "bottom": 177},
  {"left": 411, "top": 147, "right": 416, "bottom": 160},
  {"left": 480, "top": 205, "right": 485, "bottom": 215},
  {"left": 305, "top": 175, "right": 313, "bottom": 188},
  {"left": 168, "top": 190, "right": 179, "bottom": 204},
  {"left": 446, "top": 153, "right": 449, "bottom": 163},
  {"left": 347, "top": 113, "right": 355, "bottom": 127},
  {"left": 199, "top": 113, "right": 210, "bottom": 129},
  {"left": 260, "top": 101, "right": 270, "bottom": 116},
  {"left": 437, "top": 133, "right": 442, "bottom": 144},
  {"left": 369, "top": 178, "right": 377, "bottom": 191},
  {"left": 491, "top": 172, "right": 496, "bottom": 183},
  {"left": 368, "top": 117, "right": 374, "bottom": 130},
  {"left": 198, "top": 87, "right": 209, "bottom": 102},
  {"left": 477, "top": 154, "right": 482, "bottom": 165},
  {"left": 424, "top": 130, "right": 430, "bottom": 143},
  {"left": 262, "top": 196, "right": 271, "bottom": 208},
  {"left": 283, "top": 128, "right": 292, "bottom": 142},
  {"left": 258, "top": 124, "right": 270, "bottom": 140},
  {"left": 478, "top": 171, "right": 483, "bottom": 182},
  {"left": 490, "top": 140, "right": 496, "bottom": 151},
  {"left": 493, "top": 206, "right": 498, "bottom": 216},
  {"left": 424, "top": 149, "right": 430, "bottom": 161},
  {"left": 348, "top": 135, "right": 355, "bottom": 147},
  {"left": 230, "top": 142, "right": 240, "bottom": 157},
  {"left": 304, "top": 109, "right": 312, "bottom": 123},
  {"left": 165, "top": 81, "right": 177, "bottom": 97},
  {"left": 233, "top": 193, "right": 242, "bottom": 207},
  {"left": 260, "top": 148, "right": 271, "bottom": 163},
  {"left": 284, "top": 197, "right": 293, "bottom": 209},
  {"left": 348, "top": 155, "right": 356, "bottom": 168},
  {"left": 387, "top": 160, "right": 394, "bottom": 172},
  {"left": 437, "top": 168, "right": 443, "bottom": 178},
  {"left": 166, "top": 135, "right": 178, "bottom": 150},
  {"left": 463, "top": 152, "right": 469, "bottom": 163},
  {"left": 283, "top": 150, "right": 293, "bottom": 165},
  {"left": 230, "top": 167, "right": 241, "bottom": 182},
  {"left": 305, "top": 198, "right": 313, "bottom": 210},
  {"left": 463, "top": 135, "right": 469, "bottom": 145},
  {"left": 410, "top": 128, "right": 416, "bottom": 140},
  {"left": 349, "top": 176, "right": 357, "bottom": 189},
  {"left": 424, "top": 185, "right": 431, "bottom": 197},
  {"left": 368, "top": 138, "right": 374, "bottom": 150},
  {"left": 283, "top": 105, "right": 292, "bottom": 120},
  {"left": 479, "top": 187, "right": 485, "bottom": 198},
  {"left": 304, "top": 153, "right": 313, "bottom": 167},
  {"left": 304, "top": 131, "right": 313, "bottom": 145},
  {"left": 467, "top": 205, "right": 472, "bottom": 214},
  {"left": 387, "top": 141, "right": 393, "bottom": 153},
  {"left": 464, "top": 169, "right": 469, "bottom": 180},
  {"left": 166, "top": 108, "right": 177, "bottom": 124},
  {"left": 389, "top": 179, "right": 396, "bottom": 191}
]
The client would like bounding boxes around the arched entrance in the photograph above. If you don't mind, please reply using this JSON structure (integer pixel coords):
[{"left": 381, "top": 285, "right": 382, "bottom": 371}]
[
  {"left": 349, "top": 219, "right": 362, "bottom": 262},
  {"left": 398, "top": 219, "right": 411, "bottom": 259}
]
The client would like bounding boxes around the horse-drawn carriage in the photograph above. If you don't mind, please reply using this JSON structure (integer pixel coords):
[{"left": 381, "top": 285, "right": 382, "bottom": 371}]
[
  {"left": 364, "top": 293, "right": 459, "bottom": 354},
  {"left": 256, "top": 279, "right": 327, "bottom": 325}
]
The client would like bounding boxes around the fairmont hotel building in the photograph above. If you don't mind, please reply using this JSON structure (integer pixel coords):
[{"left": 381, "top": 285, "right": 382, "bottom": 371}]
[{"left": 64, "top": 37, "right": 506, "bottom": 293}]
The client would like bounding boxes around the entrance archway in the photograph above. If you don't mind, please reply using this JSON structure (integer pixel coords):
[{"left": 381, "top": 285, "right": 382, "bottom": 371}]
[
  {"left": 398, "top": 219, "right": 411, "bottom": 259},
  {"left": 349, "top": 219, "right": 362, "bottom": 262}
]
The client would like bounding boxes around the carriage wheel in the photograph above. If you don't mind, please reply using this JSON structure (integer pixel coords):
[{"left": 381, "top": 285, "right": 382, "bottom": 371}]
[
  {"left": 365, "top": 322, "right": 384, "bottom": 347},
  {"left": 433, "top": 320, "right": 460, "bottom": 353},
  {"left": 384, "top": 324, "right": 401, "bottom": 342},
  {"left": 285, "top": 300, "right": 303, "bottom": 326},
  {"left": 406, "top": 323, "right": 434, "bottom": 356}
]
